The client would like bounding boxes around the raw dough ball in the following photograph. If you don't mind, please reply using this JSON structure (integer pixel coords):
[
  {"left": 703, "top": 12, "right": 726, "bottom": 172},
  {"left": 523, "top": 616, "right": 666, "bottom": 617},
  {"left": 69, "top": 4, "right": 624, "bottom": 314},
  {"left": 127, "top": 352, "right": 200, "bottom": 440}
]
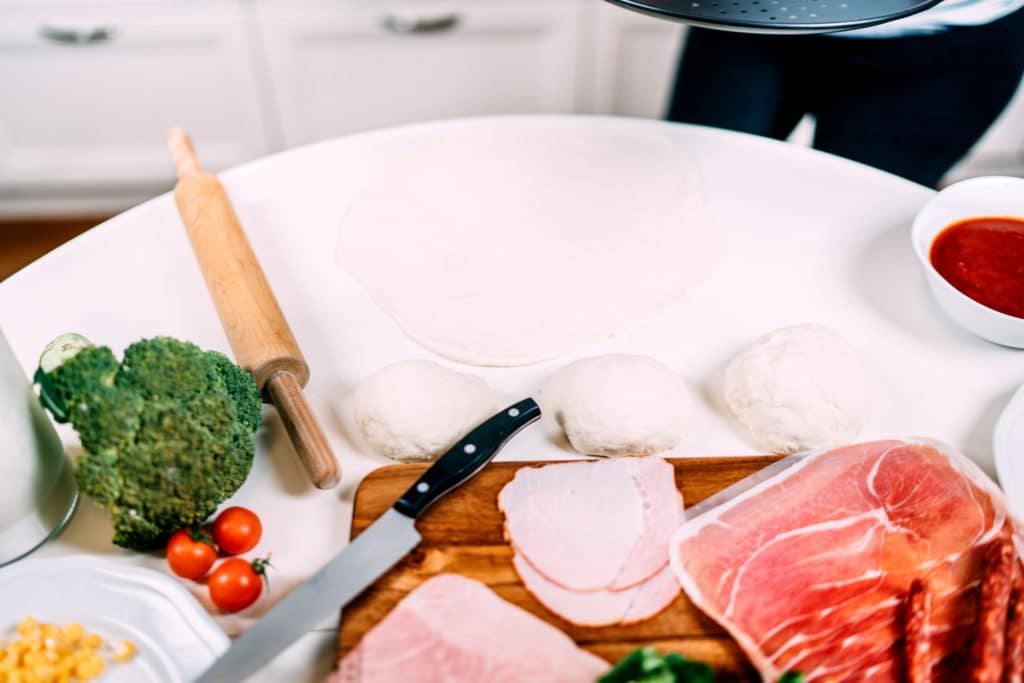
[
  {"left": 724, "top": 324, "right": 871, "bottom": 455},
  {"left": 542, "top": 354, "right": 691, "bottom": 457},
  {"left": 353, "top": 360, "right": 498, "bottom": 462}
]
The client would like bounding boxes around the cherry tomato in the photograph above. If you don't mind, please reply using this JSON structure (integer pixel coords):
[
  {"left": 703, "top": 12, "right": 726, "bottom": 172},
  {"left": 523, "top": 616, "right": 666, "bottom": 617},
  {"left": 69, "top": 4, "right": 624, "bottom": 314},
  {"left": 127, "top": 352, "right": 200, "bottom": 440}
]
[
  {"left": 166, "top": 529, "right": 217, "bottom": 580},
  {"left": 213, "top": 507, "right": 263, "bottom": 556},
  {"left": 208, "top": 557, "right": 268, "bottom": 613}
]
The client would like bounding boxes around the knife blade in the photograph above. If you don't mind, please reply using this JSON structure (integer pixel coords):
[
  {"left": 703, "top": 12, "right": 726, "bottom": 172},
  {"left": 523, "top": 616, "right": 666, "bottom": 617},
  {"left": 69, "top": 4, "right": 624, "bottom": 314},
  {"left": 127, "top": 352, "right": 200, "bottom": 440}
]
[
  {"left": 194, "top": 397, "right": 542, "bottom": 683},
  {"left": 683, "top": 452, "right": 806, "bottom": 521}
]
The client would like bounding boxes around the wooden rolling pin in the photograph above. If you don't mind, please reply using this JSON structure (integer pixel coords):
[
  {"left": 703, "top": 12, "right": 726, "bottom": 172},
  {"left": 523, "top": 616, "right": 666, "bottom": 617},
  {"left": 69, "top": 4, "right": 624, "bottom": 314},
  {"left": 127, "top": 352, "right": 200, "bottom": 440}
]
[{"left": 166, "top": 128, "right": 340, "bottom": 489}]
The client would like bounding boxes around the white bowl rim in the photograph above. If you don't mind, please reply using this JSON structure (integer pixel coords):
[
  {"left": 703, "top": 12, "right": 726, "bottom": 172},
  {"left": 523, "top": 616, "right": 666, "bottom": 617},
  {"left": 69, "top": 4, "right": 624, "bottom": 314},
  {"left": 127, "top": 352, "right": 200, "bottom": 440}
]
[{"left": 911, "top": 175, "right": 1024, "bottom": 326}]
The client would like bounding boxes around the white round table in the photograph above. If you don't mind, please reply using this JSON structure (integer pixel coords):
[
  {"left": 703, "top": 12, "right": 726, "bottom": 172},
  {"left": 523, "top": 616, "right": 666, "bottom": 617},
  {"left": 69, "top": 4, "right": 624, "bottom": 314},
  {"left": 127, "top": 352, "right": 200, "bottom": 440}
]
[{"left": 1, "top": 115, "right": 1021, "bottom": 681}]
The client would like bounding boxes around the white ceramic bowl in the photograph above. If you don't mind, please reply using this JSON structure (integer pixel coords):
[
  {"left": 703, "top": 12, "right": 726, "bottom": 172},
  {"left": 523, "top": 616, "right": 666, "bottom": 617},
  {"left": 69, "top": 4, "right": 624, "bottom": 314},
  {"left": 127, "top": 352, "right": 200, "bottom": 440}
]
[{"left": 911, "top": 176, "right": 1024, "bottom": 348}]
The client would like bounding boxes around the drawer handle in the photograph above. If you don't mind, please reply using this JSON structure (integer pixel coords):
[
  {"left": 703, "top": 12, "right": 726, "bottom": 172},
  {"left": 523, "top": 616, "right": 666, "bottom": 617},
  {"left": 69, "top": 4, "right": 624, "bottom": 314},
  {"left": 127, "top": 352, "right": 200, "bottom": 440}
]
[
  {"left": 39, "top": 25, "right": 119, "bottom": 44},
  {"left": 381, "top": 14, "right": 460, "bottom": 34}
]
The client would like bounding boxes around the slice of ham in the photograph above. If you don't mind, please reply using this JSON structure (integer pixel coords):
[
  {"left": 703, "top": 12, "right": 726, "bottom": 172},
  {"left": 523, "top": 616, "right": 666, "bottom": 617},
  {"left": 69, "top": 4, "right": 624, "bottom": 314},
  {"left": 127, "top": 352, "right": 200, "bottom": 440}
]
[
  {"left": 498, "top": 456, "right": 684, "bottom": 626},
  {"left": 333, "top": 574, "right": 608, "bottom": 682},
  {"left": 498, "top": 456, "right": 684, "bottom": 592},
  {"left": 669, "top": 439, "right": 1016, "bottom": 683},
  {"left": 513, "top": 554, "right": 679, "bottom": 627}
]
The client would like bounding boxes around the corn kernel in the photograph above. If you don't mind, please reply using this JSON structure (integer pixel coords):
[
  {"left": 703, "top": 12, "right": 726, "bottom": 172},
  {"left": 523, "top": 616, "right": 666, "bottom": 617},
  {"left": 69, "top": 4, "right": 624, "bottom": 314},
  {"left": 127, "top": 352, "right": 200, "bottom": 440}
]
[
  {"left": 111, "top": 640, "right": 136, "bottom": 663},
  {"left": 73, "top": 655, "right": 104, "bottom": 680},
  {"left": 16, "top": 620, "right": 38, "bottom": 637},
  {"left": 59, "top": 625, "right": 81, "bottom": 646},
  {"left": 20, "top": 654, "right": 44, "bottom": 670},
  {"left": 29, "top": 664, "right": 56, "bottom": 683},
  {"left": 80, "top": 634, "right": 102, "bottom": 651}
]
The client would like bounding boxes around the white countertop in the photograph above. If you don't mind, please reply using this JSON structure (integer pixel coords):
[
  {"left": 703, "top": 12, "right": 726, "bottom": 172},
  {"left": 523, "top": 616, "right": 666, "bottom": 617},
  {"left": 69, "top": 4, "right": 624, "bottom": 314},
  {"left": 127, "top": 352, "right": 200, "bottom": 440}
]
[{"left": 1, "top": 115, "right": 1020, "bottom": 681}]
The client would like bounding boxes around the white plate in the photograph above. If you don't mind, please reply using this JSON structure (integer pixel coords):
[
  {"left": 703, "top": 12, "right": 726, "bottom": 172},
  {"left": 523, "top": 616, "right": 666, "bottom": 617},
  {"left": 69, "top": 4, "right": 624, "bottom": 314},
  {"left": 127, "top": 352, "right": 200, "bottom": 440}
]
[
  {"left": 0, "top": 556, "right": 228, "bottom": 682},
  {"left": 995, "top": 384, "right": 1024, "bottom": 519}
]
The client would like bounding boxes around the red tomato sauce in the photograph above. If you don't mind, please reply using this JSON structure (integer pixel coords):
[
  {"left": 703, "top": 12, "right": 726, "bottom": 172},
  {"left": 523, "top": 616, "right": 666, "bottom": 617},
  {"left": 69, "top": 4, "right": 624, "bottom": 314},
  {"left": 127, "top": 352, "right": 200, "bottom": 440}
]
[{"left": 930, "top": 216, "right": 1024, "bottom": 319}]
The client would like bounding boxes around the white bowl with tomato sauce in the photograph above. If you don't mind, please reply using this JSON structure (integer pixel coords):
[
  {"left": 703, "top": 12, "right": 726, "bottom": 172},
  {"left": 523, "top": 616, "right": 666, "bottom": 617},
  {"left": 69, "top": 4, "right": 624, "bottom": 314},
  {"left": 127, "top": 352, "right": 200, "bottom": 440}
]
[{"left": 911, "top": 176, "right": 1024, "bottom": 348}]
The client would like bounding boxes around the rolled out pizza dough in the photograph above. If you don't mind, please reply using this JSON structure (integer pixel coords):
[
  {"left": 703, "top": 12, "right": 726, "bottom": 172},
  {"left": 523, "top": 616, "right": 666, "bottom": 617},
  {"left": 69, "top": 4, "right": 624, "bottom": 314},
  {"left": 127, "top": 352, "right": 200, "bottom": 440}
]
[{"left": 337, "top": 119, "right": 722, "bottom": 366}]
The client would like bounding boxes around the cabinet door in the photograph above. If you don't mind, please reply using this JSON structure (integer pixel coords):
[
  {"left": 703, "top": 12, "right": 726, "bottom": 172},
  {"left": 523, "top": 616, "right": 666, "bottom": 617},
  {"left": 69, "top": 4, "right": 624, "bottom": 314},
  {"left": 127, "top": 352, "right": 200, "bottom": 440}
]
[
  {"left": 589, "top": 3, "right": 685, "bottom": 119},
  {"left": 0, "top": 3, "right": 270, "bottom": 196},
  {"left": 255, "top": 1, "right": 584, "bottom": 146}
]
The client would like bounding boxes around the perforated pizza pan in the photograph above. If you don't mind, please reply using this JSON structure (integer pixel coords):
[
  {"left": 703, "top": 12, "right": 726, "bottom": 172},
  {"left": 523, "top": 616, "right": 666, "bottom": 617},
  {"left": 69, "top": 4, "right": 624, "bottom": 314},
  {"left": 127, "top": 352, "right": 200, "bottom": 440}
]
[{"left": 605, "top": 0, "right": 944, "bottom": 34}]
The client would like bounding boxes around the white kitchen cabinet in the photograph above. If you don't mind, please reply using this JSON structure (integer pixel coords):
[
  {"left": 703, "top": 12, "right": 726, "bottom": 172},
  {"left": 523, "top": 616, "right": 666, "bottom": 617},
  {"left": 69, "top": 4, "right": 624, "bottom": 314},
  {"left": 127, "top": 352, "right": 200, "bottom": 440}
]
[
  {"left": 253, "top": 1, "right": 585, "bottom": 146},
  {"left": 0, "top": 2, "right": 270, "bottom": 215},
  {"left": 587, "top": 3, "right": 685, "bottom": 119},
  {"left": 0, "top": 0, "right": 1020, "bottom": 217}
]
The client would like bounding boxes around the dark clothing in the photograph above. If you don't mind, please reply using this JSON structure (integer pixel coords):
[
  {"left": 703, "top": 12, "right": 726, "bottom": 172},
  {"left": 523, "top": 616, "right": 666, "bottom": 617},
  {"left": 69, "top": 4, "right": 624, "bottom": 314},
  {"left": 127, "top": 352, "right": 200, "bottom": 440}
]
[{"left": 666, "top": 7, "right": 1024, "bottom": 187}]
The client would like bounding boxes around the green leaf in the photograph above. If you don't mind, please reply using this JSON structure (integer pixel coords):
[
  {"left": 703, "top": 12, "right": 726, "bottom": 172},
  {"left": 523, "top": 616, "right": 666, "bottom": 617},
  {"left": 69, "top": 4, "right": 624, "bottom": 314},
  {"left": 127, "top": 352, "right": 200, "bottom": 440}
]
[
  {"left": 598, "top": 648, "right": 715, "bottom": 683},
  {"left": 34, "top": 367, "right": 68, "bottom": 422},
  {"left": 664, "top": 654, "right": 714, "bottom": 683}
]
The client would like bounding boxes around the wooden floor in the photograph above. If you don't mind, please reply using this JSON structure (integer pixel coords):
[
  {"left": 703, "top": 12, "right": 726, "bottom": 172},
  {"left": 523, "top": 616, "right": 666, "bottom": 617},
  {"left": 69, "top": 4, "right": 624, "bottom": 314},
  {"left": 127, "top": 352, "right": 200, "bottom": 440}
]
[{"left": 0, "top": 218, "right": 108, "bottom": 281}]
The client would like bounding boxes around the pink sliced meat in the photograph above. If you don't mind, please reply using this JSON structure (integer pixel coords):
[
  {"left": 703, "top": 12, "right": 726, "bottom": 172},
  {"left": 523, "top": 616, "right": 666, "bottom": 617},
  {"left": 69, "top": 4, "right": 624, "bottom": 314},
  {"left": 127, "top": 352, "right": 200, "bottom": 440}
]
[
  {"left": 498, "top": 457, "right": 684, "bottom": 592},
  {"left": 333, "top": 574, "right": 608, "bottom": 682},
  {"left": 669, "top": 439, "right": 1015, "bottom": 683},
  {"left": 618, "top": 457, "right": 688, "bottom": 589},
  {"left": 514, "top": 554, "right": 679, "bottom": 627}
]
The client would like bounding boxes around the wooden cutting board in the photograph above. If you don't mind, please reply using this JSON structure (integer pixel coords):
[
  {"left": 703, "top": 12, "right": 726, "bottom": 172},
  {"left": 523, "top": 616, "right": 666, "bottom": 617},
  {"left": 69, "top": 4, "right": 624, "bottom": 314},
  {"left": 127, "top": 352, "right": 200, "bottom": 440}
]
[{"left": 337, "top": 456, "right": 782, "bottom": 681}]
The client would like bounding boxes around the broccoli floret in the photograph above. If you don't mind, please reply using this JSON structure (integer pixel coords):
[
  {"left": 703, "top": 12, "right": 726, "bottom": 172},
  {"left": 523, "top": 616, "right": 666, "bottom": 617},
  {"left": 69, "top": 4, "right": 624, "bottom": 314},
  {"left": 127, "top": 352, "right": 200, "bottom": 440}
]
[
  {"left": 207, "top": 350, "right": 262, "bottom": 435},
  {"left": 34, "top": 337, "right": 118, "bottom": 423},
  {"left": 35, "top": 334, "right": 262, "bottom": 550}
]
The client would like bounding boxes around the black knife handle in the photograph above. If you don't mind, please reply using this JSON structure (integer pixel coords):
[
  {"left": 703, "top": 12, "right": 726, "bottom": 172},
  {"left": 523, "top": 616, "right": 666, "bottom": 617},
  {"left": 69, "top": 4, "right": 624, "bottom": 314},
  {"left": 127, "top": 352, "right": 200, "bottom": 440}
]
[{"left": 393, "top": 398, "right": 541, "bottom": 519}]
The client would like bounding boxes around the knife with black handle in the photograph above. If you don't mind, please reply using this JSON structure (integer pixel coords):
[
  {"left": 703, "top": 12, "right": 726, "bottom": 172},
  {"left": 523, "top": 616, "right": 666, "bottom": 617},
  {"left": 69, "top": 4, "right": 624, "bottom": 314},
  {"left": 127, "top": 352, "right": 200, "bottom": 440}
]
[{"left": 194, "top": 397, "right": 541, "bottom": 683}]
